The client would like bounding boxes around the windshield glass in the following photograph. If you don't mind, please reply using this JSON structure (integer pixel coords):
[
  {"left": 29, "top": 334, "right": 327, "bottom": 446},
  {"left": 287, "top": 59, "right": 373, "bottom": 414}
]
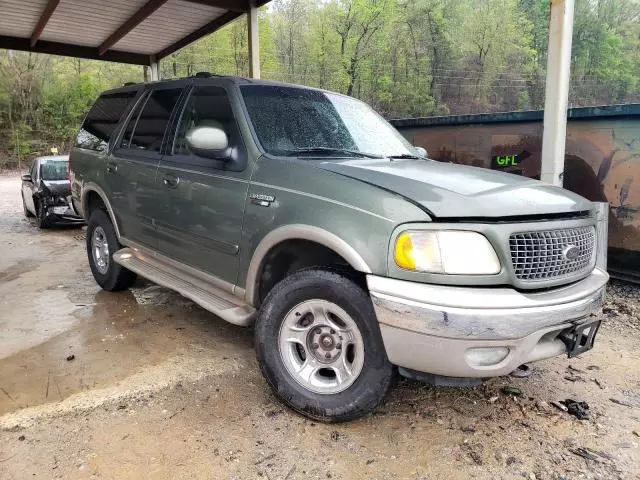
[
  {"left": 40, "top": 160, "right": 68, "bottom": 181},
  {"left": 240, "top": 85, "right": 414, "bottom": 157}
]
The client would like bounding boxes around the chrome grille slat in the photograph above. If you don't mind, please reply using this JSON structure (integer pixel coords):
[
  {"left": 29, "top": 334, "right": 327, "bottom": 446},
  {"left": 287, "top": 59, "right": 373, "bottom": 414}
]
[{"left": 509, "top": 226, "right": 595, "bottom": 281}]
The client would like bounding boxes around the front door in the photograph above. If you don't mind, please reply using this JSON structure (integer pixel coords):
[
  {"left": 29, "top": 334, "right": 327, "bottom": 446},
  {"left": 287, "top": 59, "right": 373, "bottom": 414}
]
[
  {"left": 107, "top": 87, "right": 183, "bottom": 249},
  {"left": 22, "top": 159, "right": 38, "bottom": 214},
  {"left": 155, "top": 84, "right": 251, "bottom": 285}
]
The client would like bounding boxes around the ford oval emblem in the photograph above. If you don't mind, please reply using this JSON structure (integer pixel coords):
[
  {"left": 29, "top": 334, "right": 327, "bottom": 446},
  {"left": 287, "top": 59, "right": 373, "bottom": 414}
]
[{"left": 562, "top": 245, "right": 580, "bottom": 261}]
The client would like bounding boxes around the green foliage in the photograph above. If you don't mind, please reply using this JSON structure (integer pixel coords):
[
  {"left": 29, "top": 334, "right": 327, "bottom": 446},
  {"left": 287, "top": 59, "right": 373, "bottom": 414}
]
[
  {"left": 0, "top": 53, "right": 142, "bottom": 167},
  {"left": 1, "top": 0, "right": 639, "bottom": 167}
]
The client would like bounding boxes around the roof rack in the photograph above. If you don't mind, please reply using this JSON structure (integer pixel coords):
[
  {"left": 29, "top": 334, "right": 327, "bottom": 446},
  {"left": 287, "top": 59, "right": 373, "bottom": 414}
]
[{"left": 193, "top": 71, "right": 226, "bottom": 78}]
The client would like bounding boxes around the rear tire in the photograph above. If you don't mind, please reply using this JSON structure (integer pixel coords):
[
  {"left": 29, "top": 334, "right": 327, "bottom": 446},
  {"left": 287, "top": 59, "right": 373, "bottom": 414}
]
[
  {"left": 254, "top": 269, "right": 394, "bottom": 422},
  {"left": 86, "top": 209, "right": 136, "bottom": 291}
]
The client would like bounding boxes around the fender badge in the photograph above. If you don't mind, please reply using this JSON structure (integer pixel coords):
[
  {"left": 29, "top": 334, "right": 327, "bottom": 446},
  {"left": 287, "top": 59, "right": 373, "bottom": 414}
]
[{"left": 249, "top": 193, "right": 275, "bottom": 207}]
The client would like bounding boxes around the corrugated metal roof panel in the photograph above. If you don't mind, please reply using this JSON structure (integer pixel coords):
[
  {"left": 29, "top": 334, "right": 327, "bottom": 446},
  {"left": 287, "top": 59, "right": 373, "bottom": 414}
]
[
  {"left": 40, "top": 0, "right": 149, "bottom": 47},
  {"left": 0, "top": 0, "right": 48, "bottom": 39},
  {"left": 112, "top": 0, "right": 226, "bottom": 55},
  {"left": 0, "top": 0, "right": 264, "bottom": 62}
]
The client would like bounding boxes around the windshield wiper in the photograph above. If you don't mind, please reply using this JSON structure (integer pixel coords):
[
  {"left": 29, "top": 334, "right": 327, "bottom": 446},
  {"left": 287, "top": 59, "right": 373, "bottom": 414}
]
[
  {"left": 285, "top": 147, "right": 384, "bottom": 159},
  {"left": 387, "top": 153, "right": 422, "bottom": 159}
]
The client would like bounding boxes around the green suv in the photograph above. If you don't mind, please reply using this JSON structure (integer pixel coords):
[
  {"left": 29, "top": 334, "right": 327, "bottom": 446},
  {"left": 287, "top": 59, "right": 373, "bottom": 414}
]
[{"left": 71, "top": 75, "right": 608, "bottom": 421}]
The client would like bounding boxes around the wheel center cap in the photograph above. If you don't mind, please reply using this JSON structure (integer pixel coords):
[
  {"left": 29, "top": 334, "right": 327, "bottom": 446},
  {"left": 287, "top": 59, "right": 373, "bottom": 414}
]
[{"left": 320, "top": 335, "right": 334, "bottom": 350}]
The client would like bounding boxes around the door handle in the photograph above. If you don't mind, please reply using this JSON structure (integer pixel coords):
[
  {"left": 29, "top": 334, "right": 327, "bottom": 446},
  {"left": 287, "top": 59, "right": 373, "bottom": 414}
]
[
  {"left": 163, "top": 173, "right": 180, "bottom": 188},
  {"left": 106, "top": 162, "right": 117, "bottom": 173}
]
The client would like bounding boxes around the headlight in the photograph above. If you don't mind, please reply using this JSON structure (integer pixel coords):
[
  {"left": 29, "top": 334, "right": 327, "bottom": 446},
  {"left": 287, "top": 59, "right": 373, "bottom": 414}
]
[{"left": 394, "top": 230, "right": 501, "bottom": 274}]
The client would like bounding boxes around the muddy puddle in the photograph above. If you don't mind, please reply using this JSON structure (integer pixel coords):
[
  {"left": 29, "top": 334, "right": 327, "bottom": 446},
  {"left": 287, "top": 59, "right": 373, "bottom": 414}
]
[
  {"left": 0, "top": 175, "right": 251, "bottom": 415},
  {"left": 0, "top": 272, "right": 252, "bottom": 415}
]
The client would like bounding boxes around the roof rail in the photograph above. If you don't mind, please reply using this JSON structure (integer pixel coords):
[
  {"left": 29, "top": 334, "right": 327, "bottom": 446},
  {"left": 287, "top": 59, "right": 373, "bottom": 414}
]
[{"left": 123, "top": 82, "right": 138, "bottom": 86}]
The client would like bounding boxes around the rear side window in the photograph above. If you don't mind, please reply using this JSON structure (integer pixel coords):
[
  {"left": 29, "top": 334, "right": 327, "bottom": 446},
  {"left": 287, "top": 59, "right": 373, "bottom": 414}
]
[
  {"left": 76, "top": 91, "right": 137, "bottom": 152},
  {"left": 121, "top": 88, "right": 182, "bottom": 153},
  {"left": 119, "top": 92, "right": 148, "bottom": 149}
]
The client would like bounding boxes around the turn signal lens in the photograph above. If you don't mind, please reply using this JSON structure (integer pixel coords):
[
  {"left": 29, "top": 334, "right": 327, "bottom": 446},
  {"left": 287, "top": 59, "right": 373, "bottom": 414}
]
[
  {"left": 394, "top": 232, "right": 415, "bottom": 270},
  {"left": 394, "top": 231, "right": 442, "bottom": 272}
]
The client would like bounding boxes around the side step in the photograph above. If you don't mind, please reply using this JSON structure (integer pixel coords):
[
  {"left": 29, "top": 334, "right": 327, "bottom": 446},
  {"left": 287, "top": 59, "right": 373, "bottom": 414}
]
[{"left": 113, "top": 248, "right": 255, "bottom": 326}]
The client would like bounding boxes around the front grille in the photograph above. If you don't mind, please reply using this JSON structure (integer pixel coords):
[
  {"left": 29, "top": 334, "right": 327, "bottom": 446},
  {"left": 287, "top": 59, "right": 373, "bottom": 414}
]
[{"left": 509, "top": 226, "right": 595, "bottom": 281}]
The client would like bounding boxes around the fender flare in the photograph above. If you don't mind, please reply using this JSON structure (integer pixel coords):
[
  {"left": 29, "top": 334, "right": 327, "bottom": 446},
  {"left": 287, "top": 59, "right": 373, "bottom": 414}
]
[
  {"left": 244, "top": 224, "right": 372, "bottom": 306},
  {"left": 81, "top": 183, "right": 122, "bottom": 240}
]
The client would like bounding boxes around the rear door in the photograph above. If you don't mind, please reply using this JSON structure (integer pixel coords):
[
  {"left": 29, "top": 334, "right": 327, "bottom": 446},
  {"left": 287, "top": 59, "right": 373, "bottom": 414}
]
[
  {"left": 72, "top": 88, "right": 140, "bottom": 217},
  {"left": 155, "top": 83, "right": 251, "bottom": 285},
  {"left": 107, "top": 86, "right": 184, "bottom": 249}
]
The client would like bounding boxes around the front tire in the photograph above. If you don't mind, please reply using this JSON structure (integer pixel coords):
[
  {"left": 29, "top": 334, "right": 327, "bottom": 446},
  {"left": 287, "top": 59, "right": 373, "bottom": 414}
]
[
  {"left": 254, "top": 269, "right": 394, "bottom": 422},
  {"left": 36, "top": 200, "right": 49, "bottom": 228},
  {"left": 86, "top": 209, "right": 136, "bottom": 291}
]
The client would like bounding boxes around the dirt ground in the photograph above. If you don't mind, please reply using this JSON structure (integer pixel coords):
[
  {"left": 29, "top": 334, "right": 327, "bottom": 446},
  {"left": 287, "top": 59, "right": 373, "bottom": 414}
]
[{"left": 0, "top": 173, "right": 639, "bottom": 480}]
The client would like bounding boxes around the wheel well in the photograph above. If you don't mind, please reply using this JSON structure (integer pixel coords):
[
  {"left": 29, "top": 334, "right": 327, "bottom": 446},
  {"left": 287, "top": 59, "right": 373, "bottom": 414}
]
[
  {"left": 85, "top": 190, "right": 107, "bottom": 216},
  {"left": 256, "top": 239, "right": 366, "bottom": 305}
]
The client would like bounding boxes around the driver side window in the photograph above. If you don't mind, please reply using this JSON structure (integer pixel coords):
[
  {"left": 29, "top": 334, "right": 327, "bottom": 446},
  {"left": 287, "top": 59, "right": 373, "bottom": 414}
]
[
  {"left": 30, "top": 160, "right": 38, "bottom": 181},
  {"left": 173, "top": 86, "right": 239, "bottom": 158}
]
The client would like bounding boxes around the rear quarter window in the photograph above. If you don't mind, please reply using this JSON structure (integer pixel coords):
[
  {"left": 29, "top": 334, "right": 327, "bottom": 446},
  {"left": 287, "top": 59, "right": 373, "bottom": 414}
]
[{"left": 76, "top": 90, "right": 138, "bottom": 152}]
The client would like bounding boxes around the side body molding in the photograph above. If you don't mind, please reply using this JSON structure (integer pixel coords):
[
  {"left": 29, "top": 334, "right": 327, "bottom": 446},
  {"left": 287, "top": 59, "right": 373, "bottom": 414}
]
[
  {"left": 81, "top": 182, "right": 122, "bottom": 240},
  {"left": 244, "top": 224, "right": 373, "bottom": 306}
]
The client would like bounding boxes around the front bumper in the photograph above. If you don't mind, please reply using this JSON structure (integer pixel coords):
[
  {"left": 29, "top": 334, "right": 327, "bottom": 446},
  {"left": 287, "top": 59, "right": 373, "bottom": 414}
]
[
  {"left": 368, "top": 268, "right": 608, "bottom": 378},
  {"left": 42, "top": 197, "right": 85, "bottom": 225}
]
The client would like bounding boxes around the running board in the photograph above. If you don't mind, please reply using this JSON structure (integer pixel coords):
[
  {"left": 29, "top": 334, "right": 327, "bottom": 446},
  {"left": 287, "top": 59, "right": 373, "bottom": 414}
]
[{"left": 113, "top": 248, "right": 255, "bottom": 326}]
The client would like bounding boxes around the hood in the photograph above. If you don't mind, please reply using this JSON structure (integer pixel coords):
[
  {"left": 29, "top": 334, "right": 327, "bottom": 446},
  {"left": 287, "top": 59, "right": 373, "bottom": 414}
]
[
  {"left": 315, "top": 158, "right": 593, "bottom": 219},
  {"left": 40, "top": 179, "right": 71, "bottom": 198}
]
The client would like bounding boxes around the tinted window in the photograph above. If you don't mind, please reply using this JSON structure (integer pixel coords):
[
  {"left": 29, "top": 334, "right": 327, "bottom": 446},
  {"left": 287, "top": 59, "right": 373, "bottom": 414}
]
[
  {"left": 174, "top": 86, "right": 237, "bottom": 157},
  {"left": 127, "top": 88, "right": 182, "bottom": 153},
  {"left": 76, "top": 91, "right": 137, "bottom": 152},
  {"left": 119, "top": 92, "right": 148, "bottom": 149}
]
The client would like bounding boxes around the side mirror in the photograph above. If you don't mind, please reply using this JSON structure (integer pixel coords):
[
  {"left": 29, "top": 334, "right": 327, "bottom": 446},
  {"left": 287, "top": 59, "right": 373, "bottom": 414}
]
[
  {"left": 414, "top": 146, "right": 428, "bottom": 158},
  {"left": 186, "top": 125, "right": 230, "bottom": 159},
  {"left": 22, "top": 173, "right": 32, "bottom": 182}
]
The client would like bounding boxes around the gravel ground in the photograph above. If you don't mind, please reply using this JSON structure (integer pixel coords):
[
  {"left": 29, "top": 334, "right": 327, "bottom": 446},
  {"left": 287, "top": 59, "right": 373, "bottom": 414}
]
[
  {"left": 0, "top": 173, "right": 639, "bottom": 480},
  {"left": 603, "top": 281, "right": 640, "bottom": 332}
]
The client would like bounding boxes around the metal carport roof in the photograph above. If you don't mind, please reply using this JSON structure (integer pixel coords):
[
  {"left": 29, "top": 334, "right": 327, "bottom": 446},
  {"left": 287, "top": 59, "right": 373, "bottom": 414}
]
[{"left": 0, "top": 0, "right": 269, "bottom": 66}]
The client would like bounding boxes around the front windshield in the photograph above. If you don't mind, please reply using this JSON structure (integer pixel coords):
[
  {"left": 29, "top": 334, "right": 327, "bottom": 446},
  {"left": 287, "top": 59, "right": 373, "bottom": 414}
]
[
  {"left": 40, "top": 160, "right": 68, "bottom": 181},
  {"left": 240, "top": 85, "right": 414, "bottom": 157}
]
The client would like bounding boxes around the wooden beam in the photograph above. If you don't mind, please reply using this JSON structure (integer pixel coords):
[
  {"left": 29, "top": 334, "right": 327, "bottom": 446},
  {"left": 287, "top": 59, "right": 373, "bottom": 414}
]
[
  {"left": 0, "top": 35, "right": 152, "bottom": 65},
  {"left": 183, "top": 0, "right": 250, "bottom": 12},
  {"left": 99, "top": 0, "right": 170, "bottom": 56},
  {"left": 155, "top": 11, "right": 242, "bottom": 59},
  {"left": 31, "top": 0, "right": 61, "bottom": 47}
]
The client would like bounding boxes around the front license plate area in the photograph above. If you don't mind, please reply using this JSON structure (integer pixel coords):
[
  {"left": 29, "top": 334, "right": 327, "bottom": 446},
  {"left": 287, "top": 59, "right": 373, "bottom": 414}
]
[
  {"left": 560, "top": 320, "right": 601, "bottom": 358},
  {"left": 53, "top": 206, "right": 68, "bottom": 214}
]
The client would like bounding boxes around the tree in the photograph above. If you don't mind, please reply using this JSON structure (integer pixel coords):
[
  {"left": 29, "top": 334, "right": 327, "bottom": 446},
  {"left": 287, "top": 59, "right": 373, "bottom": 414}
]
[
  {"left": 2, "top": 0, "right": 639, "bottom": 168},
  {"left": 333, "top": 0, "right": 388, "bottom": 96}
]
